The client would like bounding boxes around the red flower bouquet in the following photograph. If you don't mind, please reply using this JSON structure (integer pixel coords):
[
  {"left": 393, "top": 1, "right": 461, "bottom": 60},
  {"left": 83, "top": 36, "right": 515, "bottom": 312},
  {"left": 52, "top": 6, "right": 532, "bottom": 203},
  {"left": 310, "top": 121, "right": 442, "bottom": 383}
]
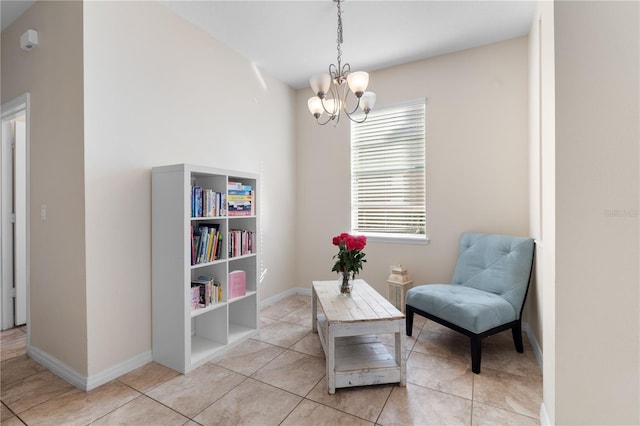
[{"left": 331, "top": 233, "right": 367, "bottom": 293}]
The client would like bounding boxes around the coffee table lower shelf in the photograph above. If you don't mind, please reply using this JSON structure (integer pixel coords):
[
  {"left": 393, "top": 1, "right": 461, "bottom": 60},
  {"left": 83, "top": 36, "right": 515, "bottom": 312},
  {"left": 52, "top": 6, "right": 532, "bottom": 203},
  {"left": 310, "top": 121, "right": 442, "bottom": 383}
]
[{"left": 316, "top": 314, "right": 403, "bottom": 391}]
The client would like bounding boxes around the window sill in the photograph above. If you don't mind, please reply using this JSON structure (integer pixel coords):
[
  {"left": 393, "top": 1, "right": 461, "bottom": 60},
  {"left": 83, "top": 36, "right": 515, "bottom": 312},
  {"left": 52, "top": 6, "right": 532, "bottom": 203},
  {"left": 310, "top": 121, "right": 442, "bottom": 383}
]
[{"left": 363, "top": 234, "right": 430, "bottom": 245}]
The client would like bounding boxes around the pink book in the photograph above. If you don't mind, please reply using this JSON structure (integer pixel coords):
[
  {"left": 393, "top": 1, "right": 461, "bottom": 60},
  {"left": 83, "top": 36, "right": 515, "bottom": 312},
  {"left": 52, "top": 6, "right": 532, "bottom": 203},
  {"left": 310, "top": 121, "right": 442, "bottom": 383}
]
[{"left": 228, "top": 270, "right": 246, "bottom": 299}]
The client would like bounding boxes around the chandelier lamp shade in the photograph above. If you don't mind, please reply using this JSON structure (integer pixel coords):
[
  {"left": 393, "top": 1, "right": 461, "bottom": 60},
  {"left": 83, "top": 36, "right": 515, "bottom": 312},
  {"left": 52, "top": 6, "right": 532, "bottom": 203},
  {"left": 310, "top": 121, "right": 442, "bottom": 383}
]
[{"left": 307, "top": 0, "right": 376, "bottom": 126}]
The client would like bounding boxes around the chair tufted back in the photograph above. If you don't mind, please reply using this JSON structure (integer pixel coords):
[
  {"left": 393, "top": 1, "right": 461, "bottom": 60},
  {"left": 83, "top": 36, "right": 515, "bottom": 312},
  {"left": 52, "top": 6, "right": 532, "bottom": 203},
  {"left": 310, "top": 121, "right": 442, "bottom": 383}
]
[{"left": 452, "top": 232, "right": 534, "bottom": 317}]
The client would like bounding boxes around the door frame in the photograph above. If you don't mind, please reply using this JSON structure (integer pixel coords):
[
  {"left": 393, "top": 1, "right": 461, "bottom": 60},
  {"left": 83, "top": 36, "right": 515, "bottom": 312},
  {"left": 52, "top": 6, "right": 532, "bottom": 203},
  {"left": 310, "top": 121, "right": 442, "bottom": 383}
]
[{"left": 1, "top": 93, "right": 30, "bottom": 333}]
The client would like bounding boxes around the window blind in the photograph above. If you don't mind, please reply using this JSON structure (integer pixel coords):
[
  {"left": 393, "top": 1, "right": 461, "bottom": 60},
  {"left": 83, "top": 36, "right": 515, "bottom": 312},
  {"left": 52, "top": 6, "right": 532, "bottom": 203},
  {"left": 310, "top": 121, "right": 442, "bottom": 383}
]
[{"left": 351, "top": 100, "right": 426, "bottom": 238}]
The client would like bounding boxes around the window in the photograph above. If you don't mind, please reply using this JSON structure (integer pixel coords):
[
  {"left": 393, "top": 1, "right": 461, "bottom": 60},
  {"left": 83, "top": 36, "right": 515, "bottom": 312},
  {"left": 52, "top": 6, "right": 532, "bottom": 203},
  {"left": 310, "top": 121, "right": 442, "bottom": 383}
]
[{"left": 351, "top": 99, "right": 426, "bottom": 242}]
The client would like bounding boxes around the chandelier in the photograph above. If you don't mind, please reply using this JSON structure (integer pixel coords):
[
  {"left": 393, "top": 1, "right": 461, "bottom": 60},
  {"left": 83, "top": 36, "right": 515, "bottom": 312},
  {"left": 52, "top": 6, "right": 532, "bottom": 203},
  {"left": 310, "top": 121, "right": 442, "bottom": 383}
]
[{"left": 307, "top": 0, "right": 376, "bottom": 126}]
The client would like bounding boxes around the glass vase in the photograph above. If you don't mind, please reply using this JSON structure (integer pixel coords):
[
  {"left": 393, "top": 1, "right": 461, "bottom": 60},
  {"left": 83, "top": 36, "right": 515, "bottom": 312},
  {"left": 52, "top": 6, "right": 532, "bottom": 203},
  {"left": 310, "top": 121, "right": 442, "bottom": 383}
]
[{"left": 340, "top": 272, "right": 353, "bottom": 295}]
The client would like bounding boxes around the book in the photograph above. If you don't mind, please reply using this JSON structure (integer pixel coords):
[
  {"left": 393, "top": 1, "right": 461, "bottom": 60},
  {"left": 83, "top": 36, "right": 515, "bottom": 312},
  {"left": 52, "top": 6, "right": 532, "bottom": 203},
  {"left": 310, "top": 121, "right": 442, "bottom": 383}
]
[
  {"left": 190, "top": 286, "right": 200, "bottom": 309},
  {"left": 198, "top": 275, "right": 217, "bottom": 303},
  {"left": 191, "top": 279, "right": 213, "bottom": 307},
  {"left": 228, "top": 182, "right": 252, "bottom": 191},
  {"left": 228, "top": 270, "right": 246, "bottom": 299}
]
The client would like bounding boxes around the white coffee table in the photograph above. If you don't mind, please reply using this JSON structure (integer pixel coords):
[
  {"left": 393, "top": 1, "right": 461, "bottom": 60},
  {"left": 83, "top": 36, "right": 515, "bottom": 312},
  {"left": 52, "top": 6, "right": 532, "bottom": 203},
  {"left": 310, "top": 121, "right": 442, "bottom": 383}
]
[{"left": 312, "top": 279, "right": 406, "bottom": 394}]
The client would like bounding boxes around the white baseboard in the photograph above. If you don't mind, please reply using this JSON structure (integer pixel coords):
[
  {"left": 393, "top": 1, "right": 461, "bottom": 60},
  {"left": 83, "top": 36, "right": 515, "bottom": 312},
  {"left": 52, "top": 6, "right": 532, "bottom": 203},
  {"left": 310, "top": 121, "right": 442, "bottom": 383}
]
[
  {"left": 523, "top": 322, "right": 549, "bottom": 424},
  {"left": 28, "top": 345, "right": 151, "bottom": 391},
  {"left": 28, "top": 345, "right": 87, "bottom": 390},
  {"left": 523, "top": 321, "right": 543, "bottom": 372},
  {"left": 540, "top": 402, "right": 552, "bottom": 425},
  {"left": 85, "top": 351, "right": 152, "bottom": 391},
  {"left": 27, "top": 287, "right": 314, "bottom": 391},
  {"left": 260, "top": 287, "right": 311, "bottom": 309}
]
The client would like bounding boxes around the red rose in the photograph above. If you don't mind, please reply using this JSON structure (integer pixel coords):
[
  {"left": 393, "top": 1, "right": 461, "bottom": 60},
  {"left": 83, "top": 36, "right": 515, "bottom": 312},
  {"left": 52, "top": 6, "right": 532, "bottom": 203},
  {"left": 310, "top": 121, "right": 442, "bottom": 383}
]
[{"left": 347, "top": 235, "right": 366, "bottom": 251}]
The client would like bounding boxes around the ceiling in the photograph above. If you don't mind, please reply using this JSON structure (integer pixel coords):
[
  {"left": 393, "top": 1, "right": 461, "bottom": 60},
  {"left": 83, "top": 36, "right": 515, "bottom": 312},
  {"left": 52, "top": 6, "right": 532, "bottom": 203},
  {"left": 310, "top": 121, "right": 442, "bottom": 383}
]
[{"left": 2, "top": 0, "right": 535, "bottom": 89}]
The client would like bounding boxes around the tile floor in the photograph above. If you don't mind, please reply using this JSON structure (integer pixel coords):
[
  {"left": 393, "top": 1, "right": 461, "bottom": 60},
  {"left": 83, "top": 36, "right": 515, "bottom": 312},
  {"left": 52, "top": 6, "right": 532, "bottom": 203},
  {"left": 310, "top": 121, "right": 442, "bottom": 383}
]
[{"left": 1, "top": 294, "right": 542, "bottom": 425}]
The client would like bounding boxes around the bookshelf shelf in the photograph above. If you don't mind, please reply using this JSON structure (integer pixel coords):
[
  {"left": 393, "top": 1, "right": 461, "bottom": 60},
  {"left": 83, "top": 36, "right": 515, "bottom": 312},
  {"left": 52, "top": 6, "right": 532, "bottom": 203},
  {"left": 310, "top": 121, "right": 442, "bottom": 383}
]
[
  {"left": 152, "top": 164, "right": 259, "bottom": 374},
  {"left": 190, "top": 301, "right": 226, "bottom": 318}
]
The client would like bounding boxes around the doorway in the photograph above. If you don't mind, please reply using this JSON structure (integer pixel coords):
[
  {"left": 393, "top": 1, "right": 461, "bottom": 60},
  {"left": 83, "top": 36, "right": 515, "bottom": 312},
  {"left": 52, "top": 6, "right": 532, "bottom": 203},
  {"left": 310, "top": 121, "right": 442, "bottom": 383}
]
[{"left": 1, "top": 93, "right": 30, "bottom": 331}]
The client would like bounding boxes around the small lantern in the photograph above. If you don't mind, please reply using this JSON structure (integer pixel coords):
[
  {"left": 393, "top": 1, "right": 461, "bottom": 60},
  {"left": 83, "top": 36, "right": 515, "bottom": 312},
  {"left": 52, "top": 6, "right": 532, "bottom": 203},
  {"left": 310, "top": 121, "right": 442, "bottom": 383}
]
[{"left": 386, "top": 264, "right": 414, "bottom": 313}]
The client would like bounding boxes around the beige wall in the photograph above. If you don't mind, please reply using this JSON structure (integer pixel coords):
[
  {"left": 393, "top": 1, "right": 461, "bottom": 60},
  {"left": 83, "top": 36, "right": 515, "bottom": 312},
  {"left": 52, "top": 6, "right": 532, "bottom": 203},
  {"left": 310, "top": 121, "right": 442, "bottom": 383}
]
[
  {"left": 1, "top": 1, "right": 88, "bottom": 375},
  {"left": 295, "top": 37, "right": 530, "bottom": 299},
  {"left": 553, "top": 1, "right": 639, "bottom": 424},
  {"left": 83, "top": 1, "right": 296, "bottom": 376}
]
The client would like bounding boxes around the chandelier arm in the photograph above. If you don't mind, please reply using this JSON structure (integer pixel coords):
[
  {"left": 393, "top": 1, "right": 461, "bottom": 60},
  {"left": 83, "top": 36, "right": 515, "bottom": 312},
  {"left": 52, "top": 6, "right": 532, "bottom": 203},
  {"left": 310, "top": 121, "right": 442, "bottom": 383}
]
[
  {"left": 345, "top": 111, "right": 369, "bottom": 124},
  {"left": 345, "top": 94, "right": 361, "bottom": 116},
  {"left": 341, "top": 62, "right": 350, "bottom": 78},
  {"left": 316, "top": 115, "right": 334, "bottom": 126},
  {"left": 320, "top": 97, "right": 334, "bottom": 116}
]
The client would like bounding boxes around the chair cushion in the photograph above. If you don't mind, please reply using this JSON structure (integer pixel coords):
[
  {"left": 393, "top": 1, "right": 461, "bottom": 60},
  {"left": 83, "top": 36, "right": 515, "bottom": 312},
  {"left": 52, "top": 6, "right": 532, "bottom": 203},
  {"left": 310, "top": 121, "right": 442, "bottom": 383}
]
[
  {"left": 406, "top": 284, "right": 517, "bottom": 334},
  {"left": 452, "top": 233, "right": 534, "bottom": 315}
]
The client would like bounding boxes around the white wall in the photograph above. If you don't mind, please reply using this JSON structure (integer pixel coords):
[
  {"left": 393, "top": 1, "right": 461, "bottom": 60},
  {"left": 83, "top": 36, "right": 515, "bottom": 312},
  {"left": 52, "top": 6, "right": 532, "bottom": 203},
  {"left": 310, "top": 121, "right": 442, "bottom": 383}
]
[
  {"left": 553, "top": 1, "right": 639, "bottom": 424},
  {"left": 529, "top": 1, "right": 556, "bottom": 422},
  {"left": 83, "top": 1, "right": 296, "bottom": 377},
  {"left": 295, "top": 37, "right": 530, "bottom": 298}
]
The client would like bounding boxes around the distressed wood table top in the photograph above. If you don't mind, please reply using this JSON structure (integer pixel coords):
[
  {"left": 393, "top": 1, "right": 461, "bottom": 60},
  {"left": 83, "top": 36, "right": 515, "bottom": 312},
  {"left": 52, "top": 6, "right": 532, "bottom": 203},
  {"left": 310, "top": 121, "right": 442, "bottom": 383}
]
[{"left": 312, "top": 279, "right": 405, "bottom": 323}]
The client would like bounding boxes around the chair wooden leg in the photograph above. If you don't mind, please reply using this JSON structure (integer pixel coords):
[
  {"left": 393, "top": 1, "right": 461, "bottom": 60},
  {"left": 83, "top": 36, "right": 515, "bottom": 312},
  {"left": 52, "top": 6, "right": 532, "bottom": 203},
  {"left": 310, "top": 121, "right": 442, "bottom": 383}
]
[
  {"left": 471, "top": 335, "right": 481, "bottom": 374},
  {"left": 512, "top": 320, "right": 524, "bottom": 353},
  {"left": 406, "top": 306, "right": 414, "bottom": 336}
]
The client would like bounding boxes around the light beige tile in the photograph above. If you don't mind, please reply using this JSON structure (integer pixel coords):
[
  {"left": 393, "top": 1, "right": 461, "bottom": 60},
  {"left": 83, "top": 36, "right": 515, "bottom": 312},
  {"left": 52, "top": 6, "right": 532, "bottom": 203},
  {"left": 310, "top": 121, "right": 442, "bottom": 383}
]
[
  {"left": 1, "top": 416, "right": 25, "bottom": 426},
  {"left": 193, "top": 378, "right": 301, "bottom": 426},
  {"left": 376, "top": 332, "right": 417, "bottom": 354},
  {"left": 406, "top": 351, "right": 474, "bottom": 400},
  {"left": 279, "top": 306, "right": 313, "bottom": 328},
  {"left": 252, "top": 350, "right": 325, "bottom": 396},
  {"left": 117, "top": 361, "right": 180, "bottom": 393},
  {"left": 306, "top": 376, "right": 393, "bottom": 422},
  {"left": 0, "top": 328, "right": 27, "bottom": 361},
  {"left": 260, "top": 316, "right": 276, "bottom": 327},
  {"left": 147, "top": 363, "right": 246, "bottom": 418},
  {"left": 254, "top": 321, "right": 310, "bottom": 348},
  {"left": 92, "top": 394, "right": 189, "bottom": 425},
  {"left": 479, "top": 335, "right": 541, "bottom": 378},
  {"left": 1, "top": 369, "right": 75, "bottom": 414},
  {"left": 473, "top": 367, "right": 542, "bottom": 419},
  {"left": 290, "top": 333, "right": 325, "bottom": 359},
  {"left": 412, "top": 328, "right": 470, "bottom": 361},
  {"left": 18, "top": 380, "right": 139, "bottom": 426},
  {"left": 260, "top": 297, "right": 309, "bottom": 320},
  {"left": 281, "top": 399, "right": 374, "bottom": 426},
  {"left": 472, "top": 401, "right": 539, "bottom": 425},
  {"left": 212, "top": 339, "right": 284, "bottom": 376},
  {"left": 1, "top": 355, "right": 47, "bottom": 387},
  {"left": 378, "top": 382, "right": 471, "bottom": 425},
  {"left": 1, "top": 402, "right": 15, "bottom": 421}
]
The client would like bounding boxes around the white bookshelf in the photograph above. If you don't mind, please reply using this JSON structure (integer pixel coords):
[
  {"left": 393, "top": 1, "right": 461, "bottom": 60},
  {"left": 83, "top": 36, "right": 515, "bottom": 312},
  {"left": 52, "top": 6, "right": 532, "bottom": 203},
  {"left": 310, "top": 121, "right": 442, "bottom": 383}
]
[{"left": 152, "top": 164, "right": 259, "bottom": 373}]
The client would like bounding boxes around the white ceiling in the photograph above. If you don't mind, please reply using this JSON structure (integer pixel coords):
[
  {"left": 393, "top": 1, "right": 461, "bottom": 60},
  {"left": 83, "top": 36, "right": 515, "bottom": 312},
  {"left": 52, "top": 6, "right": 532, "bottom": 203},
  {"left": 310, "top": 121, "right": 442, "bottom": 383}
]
[{"left": 2, "top": 0, "right": 535, "bottom": 89}]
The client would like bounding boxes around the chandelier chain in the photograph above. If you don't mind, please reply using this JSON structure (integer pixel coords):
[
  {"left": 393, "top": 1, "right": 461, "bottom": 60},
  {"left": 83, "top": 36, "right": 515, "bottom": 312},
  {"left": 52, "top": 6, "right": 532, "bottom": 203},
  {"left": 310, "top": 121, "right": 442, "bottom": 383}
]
[{"left": 336, "top": 0, "right": 343, "bottom": 68}]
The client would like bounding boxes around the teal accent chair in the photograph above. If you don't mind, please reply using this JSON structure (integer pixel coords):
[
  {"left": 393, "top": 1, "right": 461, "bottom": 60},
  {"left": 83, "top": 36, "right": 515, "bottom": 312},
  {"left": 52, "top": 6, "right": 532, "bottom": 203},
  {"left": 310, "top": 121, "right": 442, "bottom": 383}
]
[{"left": 405, "top": 232, "right": 535, "bottom": 374}]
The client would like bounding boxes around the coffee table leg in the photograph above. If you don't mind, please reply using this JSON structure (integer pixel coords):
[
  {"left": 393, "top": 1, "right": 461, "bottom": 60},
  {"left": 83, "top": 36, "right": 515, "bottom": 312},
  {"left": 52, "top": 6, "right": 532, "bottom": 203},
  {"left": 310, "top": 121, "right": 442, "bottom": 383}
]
[
  {"left": 396, "top": 319, "right": 406, "bottom": 386},
  {"left": 327, "top": 325, "right": 336, "bottom": 394}
]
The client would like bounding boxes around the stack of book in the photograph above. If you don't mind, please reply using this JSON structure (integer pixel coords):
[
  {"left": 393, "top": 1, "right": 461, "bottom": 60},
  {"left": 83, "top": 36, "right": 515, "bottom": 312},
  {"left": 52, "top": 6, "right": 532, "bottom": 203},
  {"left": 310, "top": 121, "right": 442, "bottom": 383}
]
[
  {"left": 191, "top": 185, "right": 227, "bottom": 217},
  {"left": 227, "top": 182, "right": 254, "bottom": 216},
  {"left": 228, "top": 229, "right": 254, "bottom": 258},
  {"left": 190, "top": 275, "right": 222, "bottom": 309},
  {"left": 191, "top": 224, "right": 223, "bottom": 265}
]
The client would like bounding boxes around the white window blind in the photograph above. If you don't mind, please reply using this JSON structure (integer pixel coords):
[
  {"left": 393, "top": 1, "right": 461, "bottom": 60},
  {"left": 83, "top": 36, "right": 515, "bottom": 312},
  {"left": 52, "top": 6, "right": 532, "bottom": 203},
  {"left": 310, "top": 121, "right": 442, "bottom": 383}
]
[{"left": 351, "top": 100, "right": 426, "bottom": 240}]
